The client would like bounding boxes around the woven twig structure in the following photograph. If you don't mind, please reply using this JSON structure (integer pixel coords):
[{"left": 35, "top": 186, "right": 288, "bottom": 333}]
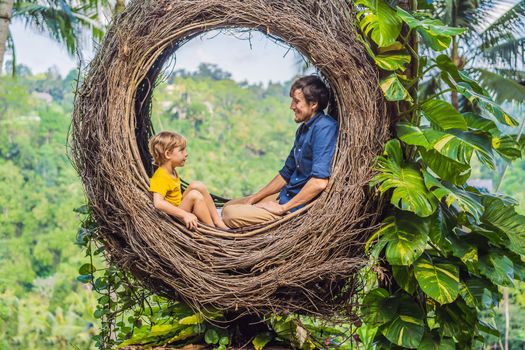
[{"left": 70, "top": 0, "right": 389, "bottom": 316}]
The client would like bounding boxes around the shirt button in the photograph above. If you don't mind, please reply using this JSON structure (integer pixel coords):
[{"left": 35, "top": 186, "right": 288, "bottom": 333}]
[{"left": 298, "top": 149, "right": 301, "bottom": 152}]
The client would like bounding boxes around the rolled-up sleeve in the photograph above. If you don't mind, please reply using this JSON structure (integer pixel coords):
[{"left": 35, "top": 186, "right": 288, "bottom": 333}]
[
  {"left": 279, "top": 147, "right": 295, "bottom": 183},
  {"left": 311, "top": 121, "right": 338, "bottom": 179}
]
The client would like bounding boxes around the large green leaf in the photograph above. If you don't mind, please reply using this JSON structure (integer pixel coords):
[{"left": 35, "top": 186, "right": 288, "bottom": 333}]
[
  {"left": 380, "top": 294, "right": 425, "bottom": 348},
  {"left": 357, "top": 0, "right": 402, "bottom": 47},
  {"left": 375, "top": 54, "right": 412, "bottom": 71},
  {"left": 420, "top": 100, "right": 467, "bottom": 130},
  {"left": 434, "top": 129, "right": 495, "bottom": 169},
  {"left": 371, "top": 139, "right": 437, "bottom": 217},
  {"left": 423, "top": 171, "right": 483, "bottom": 220},
  {"left": 362, "top": 288, "right": 397, "bottom": 326},
  {"left": 420, "top": 149, "right": 471, "bottom": 185},
  {"left": 435, "top": 299, "right": 477, "bottom": 341},
  {"left": 397, "top": 123, "right": 495, "bottom": 169},
  {"left": 492, "top": 134, "right": 522, "bottom": 161},
  {"left": 459, "top": 277, "right": 496, "bottom": 309},
  {"left": 414, "top": 256, "right": 459, "bottom": 304},
  {"left": 478, "top": 251, "right": 514, "bottom": 287},
  {"left": 380, "top": 74, "right": 412, "bottom": 101},
  {"left": 417, "top": 333, "right": 455, "bottom": 350},
  {"left": 396, "top": 7, "right": 464, "bottom": 51},
  {"left": 374, "top": 214, "right": 430, "bottom": 266},
  {"left": 481, "top": 197, "right": 525, "bottom": 255},
  {"left": 392, "top": 265, "right": 417, "bottom": 294}
]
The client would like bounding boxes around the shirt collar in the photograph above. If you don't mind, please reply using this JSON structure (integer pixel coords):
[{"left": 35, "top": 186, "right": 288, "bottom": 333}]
[{"left": 304, "top": 111, "right": 323, "bottom": 129}]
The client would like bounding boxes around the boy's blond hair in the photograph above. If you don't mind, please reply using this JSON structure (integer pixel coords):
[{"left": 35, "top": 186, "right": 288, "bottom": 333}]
[{"left": 149, "top": 131, "right": 187, "bottom": 166}]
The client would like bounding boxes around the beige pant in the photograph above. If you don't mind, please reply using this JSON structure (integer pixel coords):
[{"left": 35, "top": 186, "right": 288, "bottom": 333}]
[{"left": 222, "top": 194, "right": 281, "bottom": 228}]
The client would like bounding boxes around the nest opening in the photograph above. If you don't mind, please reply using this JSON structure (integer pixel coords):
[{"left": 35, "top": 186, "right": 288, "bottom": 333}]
[{"left": 71, "top": 0, "right": 390, "bottom": 317}]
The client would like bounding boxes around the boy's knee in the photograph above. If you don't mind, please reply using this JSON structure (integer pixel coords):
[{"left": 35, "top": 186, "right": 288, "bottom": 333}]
[
  {"left": 189, "top": 181, "right": 206, "bottom": 192},
  {"left": 188, "top": 189, "right": 204, "bottom": 201}
]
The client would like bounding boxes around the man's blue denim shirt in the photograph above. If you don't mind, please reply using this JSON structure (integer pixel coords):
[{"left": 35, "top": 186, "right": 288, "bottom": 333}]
[{"left": 278, "top": 111, "right": 338, "bottom": 210}]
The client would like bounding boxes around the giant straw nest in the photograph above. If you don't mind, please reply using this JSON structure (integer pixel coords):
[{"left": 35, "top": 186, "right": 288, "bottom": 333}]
[{"left": 70, "top": 0, "right": 390, "bottom": 317}]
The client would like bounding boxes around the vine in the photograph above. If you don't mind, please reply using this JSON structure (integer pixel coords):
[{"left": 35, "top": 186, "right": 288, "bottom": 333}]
[{"left": 357, "top": 0, "right": 525, "bottom": 348}]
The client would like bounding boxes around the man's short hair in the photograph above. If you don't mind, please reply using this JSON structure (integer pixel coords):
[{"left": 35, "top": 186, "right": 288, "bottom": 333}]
[
  {"left": 290, "top": 75, "right": 329, "bottom": 112},
  {"left": 149, "top": 131, "right": 187, "bottom": 166}
]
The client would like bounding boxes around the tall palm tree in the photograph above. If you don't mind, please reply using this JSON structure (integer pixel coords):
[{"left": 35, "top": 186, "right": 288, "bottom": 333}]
[
  {"left": 430, "top": 0, "right": 525, "bottom": 106},
  {"left": 0, "top": 0, "right": 113, "bottom": 75}
]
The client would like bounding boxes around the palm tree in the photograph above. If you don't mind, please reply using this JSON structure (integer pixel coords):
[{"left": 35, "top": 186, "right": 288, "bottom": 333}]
[
  {"left": 430, "top": 0, "right": 525, "bottom": 106},
  {"left": 0, "top": 0, "right": 114, "bottom": 75}
]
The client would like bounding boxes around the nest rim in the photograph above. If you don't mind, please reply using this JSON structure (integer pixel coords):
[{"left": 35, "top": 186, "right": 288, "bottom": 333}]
[{"left": 71, "top": 0, "right": 389, "bottom": 316}]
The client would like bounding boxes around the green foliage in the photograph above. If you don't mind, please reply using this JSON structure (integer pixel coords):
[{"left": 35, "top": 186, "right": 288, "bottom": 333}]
[
  {"left": 0, "top": 72, "right": 98, "bottom": 349},
  {"left": 357, "top": 0, "right": 525, "bottom": 349}
]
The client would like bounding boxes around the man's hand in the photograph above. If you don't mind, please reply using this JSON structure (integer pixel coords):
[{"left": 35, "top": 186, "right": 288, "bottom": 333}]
[
  {"left": 255, "top": 201, "right": 286, "bottom": 216},
  {"left": 236, "top": 195, "right": 255, "bottom": 205},
  {"left": 182, "top": 212, "right": 198, "bottom": 230}
]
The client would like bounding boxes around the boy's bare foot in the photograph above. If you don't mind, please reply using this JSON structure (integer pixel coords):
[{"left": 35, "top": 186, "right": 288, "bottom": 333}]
[{"left": 215, "top": 219, "right": 229, "bottom": 230}]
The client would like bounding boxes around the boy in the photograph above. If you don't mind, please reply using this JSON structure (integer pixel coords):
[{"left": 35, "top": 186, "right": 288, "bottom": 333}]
[{"left": 149, "top": 131, "right": 228, "bottom": 230}]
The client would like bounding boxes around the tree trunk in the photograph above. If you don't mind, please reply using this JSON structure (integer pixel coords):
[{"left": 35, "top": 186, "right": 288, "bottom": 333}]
[
  {"left": 504, "top": 287, "right": 509, "bottom": 350},
  {"left": 0, "top": 0, "right": 14, "bottom": 74}
]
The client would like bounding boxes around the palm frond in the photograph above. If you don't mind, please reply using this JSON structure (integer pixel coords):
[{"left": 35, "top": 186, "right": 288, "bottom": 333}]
[
  {"left": 13, "top": 2, "right": 79, "bottom": 54},
  {"left": 471, "top": 67, "right": 525, "bottom": 104},
  {"left": 495, "top": 68, "right": 525, "bottom": 81},
  {"left": 479, "top": 35, "right": 525, "bottom": 67},
  {"left": 479, "top": 0, "right": 525, "bottom": 43}
]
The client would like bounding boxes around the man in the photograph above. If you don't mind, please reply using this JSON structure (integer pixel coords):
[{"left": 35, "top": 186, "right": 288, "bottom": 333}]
[{"left": 222, "top": 75, "right": 338, "bottom": 228}]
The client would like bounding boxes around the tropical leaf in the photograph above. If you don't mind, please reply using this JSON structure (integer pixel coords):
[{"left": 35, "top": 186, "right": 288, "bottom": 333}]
[
  {"left": 417, "top": 332, "right": 455, "bottom": 350},
  {"left": 478, "top": 250, "right": 514, "bottom": 286},
  {"left": 459, "top": 277, "right": 496, "bottom": 309},
  {"left": 356, "top": 0, "right": 403, "bottom": 47},
  {"left": 478, "top": 0, "right": 525, "bottom": 45},
  {"left": 374, "top": 213, "right": 430, "bottom": 266},
  {"left": 420, "top": 149, "right": 471, "bottom": 185},
  {"left": 414, "top": 255, "right": 459, "bottom": 304},
  {"left": 380, "top": 74, "right": 412, "bottom": 101},
  {"left": 435, "top": 299, "right": 477, "bottom": 340},
  {"left": 392, "top": 265, "right": 417, "bottom": 294},
  {"left": 362, "top": 288, "right": 397, "bottom": 326},
  {"left": 396, "top": 7, "right": 465, "bottom": 51},
  {"left": 423, "top": 171, "right": 483, "bottom": 219},
  {"left": 439, "top": 70, "right": 519, "bottom": 127},
  {"left": 420, "top": 99, "right": 467, "bottom": 130},
  {"left": 492, "top": 134, "right": 522, "bottom": 161},
  {"left": 375, "top": 54, "right": 412, "bottom": 71},
  {"left": 380, "top": 294, "right": 425, "bottom": 348},
  {"left": 253, "top": 332, "right": 274, "bottom": 350},
  {"left": 473, "top": 67, "right": 525, "bottom": 104},
  {"left": 481, "top": 197, "right": 525, "bottom": 255},
  {"left": 371, "top": 139, "right": 437, "bottom": 216},
  {"left": 397, "top": 123, "right": 495, "bottom": 169}
]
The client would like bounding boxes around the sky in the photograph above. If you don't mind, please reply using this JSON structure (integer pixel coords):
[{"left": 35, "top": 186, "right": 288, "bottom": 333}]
[{"left": 8, "top": 20, "right": 301, "bottom": 84}]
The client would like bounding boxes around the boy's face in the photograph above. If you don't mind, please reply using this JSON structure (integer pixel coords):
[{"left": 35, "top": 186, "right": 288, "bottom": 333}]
[
  {"left": 290, "top": 89, "right": 318, "bottom": 123},
  {"left": 165, "top": 146, "right": 187, "bottom": 167}
]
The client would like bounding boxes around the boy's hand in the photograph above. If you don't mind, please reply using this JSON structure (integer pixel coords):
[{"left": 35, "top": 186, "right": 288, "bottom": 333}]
[{"left": 182, "top": 212, "right": 198, "bottom": 230}]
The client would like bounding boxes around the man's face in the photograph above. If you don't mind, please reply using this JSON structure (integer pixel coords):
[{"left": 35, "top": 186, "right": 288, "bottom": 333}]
[{"left": 290, "top": 89, "right": 318, "bottom": 123}]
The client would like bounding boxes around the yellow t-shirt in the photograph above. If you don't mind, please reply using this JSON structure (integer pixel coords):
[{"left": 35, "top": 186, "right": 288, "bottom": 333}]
[{"left": 149, "top": 167, "right": 182, "bottom": 207}]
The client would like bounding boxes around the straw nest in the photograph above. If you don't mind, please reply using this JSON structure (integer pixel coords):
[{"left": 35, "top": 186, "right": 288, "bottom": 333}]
[{"left": 70, "top": 0, "right": 389, "bottom": 317}]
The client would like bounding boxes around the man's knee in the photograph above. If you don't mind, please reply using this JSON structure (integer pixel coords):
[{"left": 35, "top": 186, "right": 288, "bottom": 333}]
[{"left": 222, "top": 204, "right": 243, "bottom": 227}]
